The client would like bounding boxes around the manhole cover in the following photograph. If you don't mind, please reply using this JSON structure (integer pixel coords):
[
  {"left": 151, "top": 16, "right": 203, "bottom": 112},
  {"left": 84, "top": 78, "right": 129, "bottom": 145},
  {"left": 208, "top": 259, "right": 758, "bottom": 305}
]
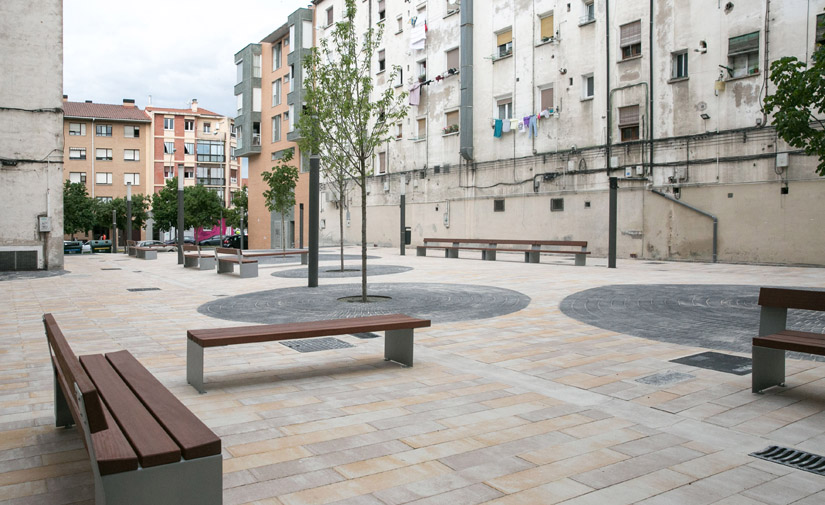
[
  {"left": 751, "top": 446, "right": 825, "bottom": 476},
  {"left": 352, "top": 332, "right": 381, "bottom": 339},
  {"left": 127, "top": 287, "right": 161, "bottom": 292},
  {"left": 280, "top": 337, "right": 354, "bottom": 353},
  {"left": 636, "top": 370, "right": 695, "bottom": 386},
  {"left": 670, "top": 351, "right": 751, "bottom": 375},
  {"left": 101, "top": 268, "right": 121, "bottom": 271}
]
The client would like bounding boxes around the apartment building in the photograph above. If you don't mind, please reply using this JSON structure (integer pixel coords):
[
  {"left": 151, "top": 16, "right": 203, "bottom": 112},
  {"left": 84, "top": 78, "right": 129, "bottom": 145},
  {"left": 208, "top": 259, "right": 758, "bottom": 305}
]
[
  {"left": 235, "top": 8, "right": 314, "bottom": 250},
  {"left": 310, "top": 0, "right": 825, "bottom": 266}
]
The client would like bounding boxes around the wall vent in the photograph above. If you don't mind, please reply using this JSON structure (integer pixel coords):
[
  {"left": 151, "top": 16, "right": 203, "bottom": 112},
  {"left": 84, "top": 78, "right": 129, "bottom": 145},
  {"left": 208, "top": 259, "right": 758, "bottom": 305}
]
[{"left": 0, "top": 250, "right": 39, "bottom": 271}]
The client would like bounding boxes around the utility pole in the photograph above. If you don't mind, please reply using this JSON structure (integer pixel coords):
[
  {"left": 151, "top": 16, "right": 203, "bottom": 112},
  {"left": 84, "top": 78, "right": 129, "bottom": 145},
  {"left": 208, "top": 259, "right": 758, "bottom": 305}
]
[
  {"left": 309, "top": 154, "right": 320, "bottom": 287},
  {"left": 126, "top": 182, "right": 132, "bottom": 251}
]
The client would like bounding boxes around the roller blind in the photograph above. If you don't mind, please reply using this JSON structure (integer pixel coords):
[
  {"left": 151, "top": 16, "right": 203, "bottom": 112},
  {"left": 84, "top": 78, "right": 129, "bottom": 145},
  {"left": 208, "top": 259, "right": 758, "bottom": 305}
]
[
  {"left": 728, "top": 32, "right": 759, "bottom": 55},
  {"left": 540, "top": 15, "right": 554, "bottom": 39},
  {"left": 541, "top": 88, "right": 554, "bottom": 110},
  {"left": 497, "top": 29, "right": 512, "bottom": 46},
  {"left": 620, "top": 21, "right": 641, "bottom": 47},
  {"left": 618, "top": 105, "right": 639, "bottom": 126}
]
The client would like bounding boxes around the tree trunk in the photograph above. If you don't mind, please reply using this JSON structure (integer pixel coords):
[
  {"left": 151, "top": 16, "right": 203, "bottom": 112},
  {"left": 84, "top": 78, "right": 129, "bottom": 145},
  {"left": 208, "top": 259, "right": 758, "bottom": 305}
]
[
  {"left": 281, "top": 214, "right": 286, "bottom": 250},
  {"left": 360, "top": 160, "right": 367, "bottom": 302},
  {"left": 339, "top": 191, "right": 345, "bottom": 272}
]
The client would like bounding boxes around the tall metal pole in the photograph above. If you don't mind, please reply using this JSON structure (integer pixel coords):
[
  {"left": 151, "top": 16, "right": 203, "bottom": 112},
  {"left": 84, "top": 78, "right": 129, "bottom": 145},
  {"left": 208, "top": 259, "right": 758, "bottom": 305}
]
[
  {"left": 399, "top": 176, "right": 406, "bottom": 256},
  {"left": 126, "top": 182, "right": 132, "bottom": 251},
  {"left": 112, "top": 209, "right": 118, "bottom": 254},
  {"left": 177, "top": 173, "right": 184, "bottom": 264},
  {"left": 608, "top": 177, "right": 618, "bottom": 268},
  {"left": 308, "top": 154, "right": 320, "bottom": 287},
  {"left": 299, "top": 203, "right": 304, "bottom": 249},
  {"left": 240, "top": 211, "right": 245, "bottom": 250}
]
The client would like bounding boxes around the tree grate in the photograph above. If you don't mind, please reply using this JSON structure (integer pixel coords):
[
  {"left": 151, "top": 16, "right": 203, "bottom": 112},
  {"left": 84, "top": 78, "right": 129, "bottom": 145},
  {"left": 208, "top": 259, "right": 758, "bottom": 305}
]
[
  {"left": 670, "top": 351, "right": 751, "bottom": 375},
  {"left": 750, "top": 446, "right": 825, "bottom": 476},
  {"left": 127, "top": 287, "right": 161, "bottom": 292},
  {"left": 281, "top": 337, "right": 354, "bottom": 353}
]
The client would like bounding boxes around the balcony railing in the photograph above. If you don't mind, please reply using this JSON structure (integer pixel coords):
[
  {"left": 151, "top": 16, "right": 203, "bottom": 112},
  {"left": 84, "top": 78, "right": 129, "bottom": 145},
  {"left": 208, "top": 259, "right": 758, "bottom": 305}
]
[
  {"left": 196, "top": 154, "right": 225, "bottom": 163},
  {"left": 197, "top": 178, "right": 225, "bottom": 186},
  {"left": 252, "top": 134, "right": 261, "bottom": 147}
]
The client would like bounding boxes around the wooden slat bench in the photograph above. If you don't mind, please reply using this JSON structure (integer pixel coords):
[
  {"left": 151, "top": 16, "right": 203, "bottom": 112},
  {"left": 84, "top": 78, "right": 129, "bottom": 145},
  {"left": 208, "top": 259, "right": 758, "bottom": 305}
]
[
  {"left": 183, "top": 244, "right": 216, "bottom": 270},
  {"left": 215, "top": 247, "right": 258, "bottom": 278},
  {"left": 43, "top": 314, "right": 222, "bottom": 504},
  {"left": 417, "top": 238, "right": 590, "bottom": 266},
  {"left": 244, "top": 249, "right": 309, "bottom": 265},
  {"left": 134, "top": 246, "right": 158, "bottom": 260},
  {"left": 186, "top": 314, "right": 431, "bottom": 393},
  {"left": 752, "top": 287, "right": 825, "bottom": 393}
]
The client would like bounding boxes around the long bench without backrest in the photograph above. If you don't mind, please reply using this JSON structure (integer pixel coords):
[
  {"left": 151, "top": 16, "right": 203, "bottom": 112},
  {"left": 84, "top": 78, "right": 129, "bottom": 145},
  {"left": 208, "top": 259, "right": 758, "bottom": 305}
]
[
  {"left": 43, "top": 314, "right": 222, "bottom": 504},
  {"left": 183, "top": 244, "right": 216, "bottom": 270},
  {"left": 417, "top": 238, "right": 590, "bottom": 265},
  {"left": 752, "top": 287, "right": 825, "bottom": 393},
  {"left": 243, "top": 248, "right": 309, "bottom": 265},
  {"left": 186, "top": 314, "right": 431, "bottom": 393},
  {"left": 215, "top": 247, "right": 257, "bottom": 278}
]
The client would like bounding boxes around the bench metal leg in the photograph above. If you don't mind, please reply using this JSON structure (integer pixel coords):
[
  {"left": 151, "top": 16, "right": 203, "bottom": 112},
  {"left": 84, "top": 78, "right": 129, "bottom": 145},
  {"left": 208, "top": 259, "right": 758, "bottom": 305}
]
[
  {"left": 752, "top": 345, "right": 785, "bottom": 393},
  {"left": 447, "top": 247, "right": 459, "bottom": 259},
  {"left": 101, "top": 454, "right": 222, "bottom": 505},
  {"left": 416, "top": 246, "right": 426, "bottom": 256},
  {"left": 217, "top": 260, "right": 234, "bottom": 274},
  {"left": 184, "top": 256, "right": 198, "bottom": 268},
  {"left": 301, "top": 253, "right": 308, "bottom": 265},
  {"left": 53, "top": 367, "right": 74, "bottom": 428},
  {"left": 575, "top": 253, "right": 586, "bottom": 266},
  {"left": 484, "top": 245, "right": 496, "bottom": 261},
  {"left": 385, "top": 328, "right": 414, "bottom": 367},
  {"left": 187, "top": 340, "right": 206, "bottom": 394}
]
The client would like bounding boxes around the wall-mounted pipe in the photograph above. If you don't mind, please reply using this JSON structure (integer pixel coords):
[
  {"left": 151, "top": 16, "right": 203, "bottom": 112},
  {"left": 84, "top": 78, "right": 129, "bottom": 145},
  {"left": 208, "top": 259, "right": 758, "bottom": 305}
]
[
  {"left": 459, "top": 0, "right": 474, "bottom": 161},
  {"left": 651, "top": 189, "right": 717, "bottom": 262}
]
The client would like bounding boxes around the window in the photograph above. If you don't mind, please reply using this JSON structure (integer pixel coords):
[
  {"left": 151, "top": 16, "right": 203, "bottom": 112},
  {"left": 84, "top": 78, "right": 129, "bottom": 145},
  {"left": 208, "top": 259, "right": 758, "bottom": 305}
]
[
  {"left": 378, "top": 50, "right": 386, "bottom": 72},
  {"left": 582, "top": 74, "right": 594, "bottom": 99},
  {"left": 417, "top": 117, "right": 426, "bottom": 139},
  {"left": 253, "top": 88, "right": 262, "bottom": 112},
  {"left": 494, "top": 199, "right": 505, "bottom": 212},
  {"left": 497, "top": 97, "right": 513, "bottom": 119},
  {"left": 69, "top": 148, "right": 86, "bottom": 160},
  {"left": 164, "top": 118, "right": 174, "bottom": 130},
  {"left": 289, "top": 64, "right": 294, "bottom": 83},
  {"left": 288, "top": 104, "right": 295, "bottom": 132},
  {"left": 124, "top": 173, "right": 140, "bottom": 185},
  {"left": 444, "top": 110, "right": 459, "bottom": 134},
  {"left": 184, "top": 167, "right": 194, "bottom": 179},
  {"left": 96, "top": 196, "right": 112, "bottom": 203},
  {"left": 326, "top": 6, "right": 334, "bottom": 26},
  {"left": 289, "top": 25, "right": 295, "bottom": 53},
  {"left": 817, "top": 14, "right": 825, "bottom": 49},
  {"left": 619, "top": 105, "right": 640, "bottom": 141},
  {"left": 620, "top": 21, "right": 642, "bottom": 59},
  {"left": 728, "top": 32, "right": 759, "bottom": 78},
  {"left": 164, "top": 166, "right": 175, "bottom": 179},
  {"left": 96, "top": 172, "right": 112, "bottom": 184},
  {"left": 378, "top": 0, "right": 385, "bottom": 21},
  {"left": 446, "top": 47, "right": 459, "bottom": 72},
  {"left": 303, "top": 20, "right": 313, "bottom": 48},
  {"left": 284, "top": 67, "right": 290, "bottom": 83},
  {"left": 236, "top": 59, "right": 243, "bottom": 83},
  {"left": 196, "top": 140, "right": 225, "bottom": 162},
  {"left": 69, "top": 123, "right": 86, "bottom": 136},
  {"left": 237, "top": 93, "right": 243, "bottom": 115},
  {"left": 273, "top": 42, "right": 282, "bottom": 69},
  {"left": 253, "top": 54, "right": 262, "bottom": 78},
  {"left": 272, "top": 115, "right": 281, "bottom": 142},
  {"left": 396, "top": 122, "right": 403, "bottom": 139},
  {"left": 96, "top": 124, "right": 112, "bottom": 137},
  {"left": 551, "top": 198, "right": 564, "bottom": 211},
  {"left": 540, "top": 13, "right": 554, "bottom": 41},
  {"left": 203, "top": 122, "right": 211, "bottom": 133},
  {"left": 184, "top": 142, "right": 194, "bottom": 155},
  {"left": 184, "top": 119, "right": 194, "bottom": 131},
  {"left": 124, "top": 149, "right": 140, "bottom": 161},
  {"left": 124, "top": 125, "right": 140, "bottom": 138},
  {"left": 69, "top": 172, "right": 86, "bottom": 184},
  {"left": 396, "top": 15, "right": 403, "bottom": 33},
  {"left": 164, "top": 142, "right": 175, "bottom": 154},
  {"left": 95, "top": 148, "right": 112, "bottom": 160},
  {"left": 496, "top": 29, "right": 513, "bottom": 58},
  {"left": 377, "top": 152, "right": 386, "bottom": 174},
  {"left": 540, "top": 86, "right": 554, "bottom": 111},
  {"left": 672, "top": 51, "right": 688, "bottom": 79},
  {"left": 581, "top": 1, "right": 595, "bottom": 24},
  {"left": 417, "top": 59, "right": 427, "bottom": 81},
  {"left": 273, "top": 79, "right": 281, "bottom": 106}
]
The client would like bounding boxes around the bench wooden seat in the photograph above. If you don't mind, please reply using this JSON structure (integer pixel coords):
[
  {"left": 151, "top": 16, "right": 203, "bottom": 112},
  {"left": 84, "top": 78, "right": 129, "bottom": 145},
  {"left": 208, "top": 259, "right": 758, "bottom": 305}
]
[
  {"left": 183, "top": 244, "right": 216, "bottom": 270},
  {"left": 215, "top": 247, "right": 257, "bottom": 278},
  {"left": 243, "top": 249, "right": 309, "bottom": 265},
  {"left": 44, "top": 314, "right": 221, "bottom": 504},
  {"left": 417, "top": 238, "right": 590, "bottom": 265},
  {"left": 186, "top": 314, "right": 431, "bottom": 393},
  {"left": 134, "top": 246, "right": 157, "bottom": 260},
  {"left": 752, "top": 287, "right": 825, "bottom": 393}
]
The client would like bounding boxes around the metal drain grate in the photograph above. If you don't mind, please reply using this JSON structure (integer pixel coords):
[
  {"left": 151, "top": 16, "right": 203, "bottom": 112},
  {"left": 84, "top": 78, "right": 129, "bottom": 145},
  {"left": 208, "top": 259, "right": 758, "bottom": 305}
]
[
  {"left": 351, "top": 332, "right": 380, "bottom": 339},
  {"left": 101, "top": 268, "right": 122, "bottom": 271},
  {"left": 750, "top": 446, "right": 825, "bottom": 476},
  {"left": 281, "top": 337, "right": 354, "bottom": 353},
  {"left": 127, "top": 287, "right": 161, "bottom": 292},
  {"left": 670, "top": 351, "right": 752, "bottom": 375}
]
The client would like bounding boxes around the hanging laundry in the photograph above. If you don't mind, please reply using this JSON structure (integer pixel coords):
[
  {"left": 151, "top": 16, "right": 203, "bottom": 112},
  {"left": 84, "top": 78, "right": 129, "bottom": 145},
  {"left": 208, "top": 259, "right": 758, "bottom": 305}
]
[
  {"left": 410, "top": 15, "right": 427, "bottom": 50},
  {"left": 540, "top": 109, "right": 551, "bottom": 119},
  {"left": 409, "top": 82, "right": 421, "bottom": 106},
  {"left": 523, "top": 116, "right": 531, "bottom": 128},
  {"left": 501, "top": 119, "right": 511, "bottom": 133},
  {"left": 494, "top": 119, "right": 503, "bottom": 138},
  {"left": 528, "top": 115, "right": 538, "bottom": 138},
  {"left": 509, "top": 118, "right": 519, "bottom": 131}
]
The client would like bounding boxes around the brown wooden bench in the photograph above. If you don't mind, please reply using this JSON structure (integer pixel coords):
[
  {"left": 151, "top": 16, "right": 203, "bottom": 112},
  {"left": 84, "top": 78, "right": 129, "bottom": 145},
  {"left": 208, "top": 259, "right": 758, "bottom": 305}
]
[
  {"left": 183, "top": 244, "right": 216, "bottom": 270},
  {"left": 752, "top": 287, "right": 825, "bottom": 393},
  {"left": 186, "top": 314, "right": 431, "bottom": 393},
  {"left": 215, "top": 247, "right": 258, "bottom": 277},
  {"left": 134, "top": 246, "right": 157, "bottom": 260},
  {"left": 43, "top": 314, "right": 222, "bottom": 504},
  {"left": 417, "top": 238, "right": 590, "bottom": 265}
]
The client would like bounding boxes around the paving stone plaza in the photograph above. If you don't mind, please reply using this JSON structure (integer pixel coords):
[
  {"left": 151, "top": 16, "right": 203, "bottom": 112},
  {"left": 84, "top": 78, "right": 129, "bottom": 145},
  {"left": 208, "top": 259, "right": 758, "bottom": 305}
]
[{"left": 2, "top": 248, "right": 825, "bottom": 504}]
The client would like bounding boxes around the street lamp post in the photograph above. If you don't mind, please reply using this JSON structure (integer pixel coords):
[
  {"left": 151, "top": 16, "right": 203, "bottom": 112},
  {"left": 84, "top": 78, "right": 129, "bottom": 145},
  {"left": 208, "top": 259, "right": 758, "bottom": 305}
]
[
  {"left": 112, "top": 209, "right": 118, "bottom": 254},
  {"left": 126, "top": 182, "right": 132, "bottom": 253},
  {"left": 177, "top": 165, "right": 184, "bottom": 265},
  {"left": 399, "top": 176, "right": 406, "bottom": 256}
]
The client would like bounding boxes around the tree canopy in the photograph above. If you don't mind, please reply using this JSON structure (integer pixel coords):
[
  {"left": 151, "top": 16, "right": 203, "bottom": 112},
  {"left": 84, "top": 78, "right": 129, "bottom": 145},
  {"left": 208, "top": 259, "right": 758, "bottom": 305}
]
[
  {"left": 262, "top": 149, "right": 299, "bottom": 249},
  {"left": 63, "top": 180, "right": 95, "bottom": 238},
  {"left": 225, "top": 186, "right": 248, "bottom": 230}
]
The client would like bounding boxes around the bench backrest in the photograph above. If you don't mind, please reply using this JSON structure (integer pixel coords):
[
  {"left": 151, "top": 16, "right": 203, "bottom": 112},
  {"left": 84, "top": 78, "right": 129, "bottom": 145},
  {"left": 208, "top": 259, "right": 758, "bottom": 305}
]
[
  {"left": 43, "top": 314, "right": 107, "bottom": 433},
  {"left": 759, "top": 287, "right": 825, "bottom": 312},
  {"left": 215, "top": 247, "right": 240, "bottom": 256},
  {"left": 126, "top": 240, "right": 136, "bottom": 247},
  {"left": 182, "top": 243, "right": 199, "bottom": 252},
  {"left": 423, "top": 237, "right": 587, "bottom": 248}
]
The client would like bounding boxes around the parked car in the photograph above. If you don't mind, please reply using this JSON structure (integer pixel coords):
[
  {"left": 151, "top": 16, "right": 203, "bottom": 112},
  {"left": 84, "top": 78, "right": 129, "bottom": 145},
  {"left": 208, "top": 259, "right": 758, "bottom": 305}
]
[
  {"left": 81, "top": 241, "right": 92, "bottom": 254},
  {"left": 163, "top": 237, "right": 195, "bottom": 246},
  {"left": 137, "top": 240, "right": 176, "bottom": 252},
  {"left": 223, "top": 235, "right": 249, "bottom": 250},
  {"left": 197, "top": 236, "right": 223, "bottom": 247}
]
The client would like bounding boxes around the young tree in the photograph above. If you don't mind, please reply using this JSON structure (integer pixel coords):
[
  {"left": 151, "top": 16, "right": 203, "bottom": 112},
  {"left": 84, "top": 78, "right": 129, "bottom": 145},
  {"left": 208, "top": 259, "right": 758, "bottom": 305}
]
[
  {"left": 150, "top": 178, "right": 180, "bottom": 234},
  {"left": 184, "top": 185, "right": 224, "bottom": 231},
  {"left": 110, "top": 195, "right": 150, "bottom": 238},
  {"left": 224, "top": 185, "right": 248, "bottom": 231},
  {"left": 297, "top": 0, "right": 408, "bottom": 301},
  {"left": 63, "top": 180, "right": 95, "bottom": 239},
  {"left": 764, "top": 42, "right": 825, "bottom": 176},
  {"left": 262, "top": 149, "right": 299, "bottom": 250}
]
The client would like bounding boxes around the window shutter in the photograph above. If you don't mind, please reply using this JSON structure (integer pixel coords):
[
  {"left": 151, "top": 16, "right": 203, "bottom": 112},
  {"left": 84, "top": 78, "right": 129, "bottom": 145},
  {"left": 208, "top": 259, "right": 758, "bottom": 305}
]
[
  {"left": 496, "top": 97, "right": 512, "bottom": 107},
  {"left": 378, "top": 0, "right": 385, "bottom": 12},
  {"left": 447, "top": 48, "right": 459, "bottom": 69},
  {"left": 497, "top": 30, "right": 512, "bottom": 46},
  {"left": 728, "top": 32, "right": 759, "bottom": 55},
  {"left": 620, "top": 21, "right": 641, "bottom": 47},
  {"left": 540, "top": 88, "right": 554, "bottom": 110},
  {"left": 540, "top": 15, "right": 554, "bottom": 39},
  {"left": 618, "top": 105, "right": 639, "bottom": 126},
  {"left": 446, "top": 110, "right": 459, "bottom": 126}
]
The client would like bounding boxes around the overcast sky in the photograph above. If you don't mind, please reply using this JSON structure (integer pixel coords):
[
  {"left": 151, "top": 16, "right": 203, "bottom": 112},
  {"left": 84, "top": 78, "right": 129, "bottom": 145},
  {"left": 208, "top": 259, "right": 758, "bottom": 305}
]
[{"left": 63, "top": 0, "right": 312, "bottom": 117}]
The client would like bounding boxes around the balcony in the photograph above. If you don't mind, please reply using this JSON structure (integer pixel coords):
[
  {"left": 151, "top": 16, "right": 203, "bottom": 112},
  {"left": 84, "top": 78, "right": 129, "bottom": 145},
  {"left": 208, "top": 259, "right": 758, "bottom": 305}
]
[
  {"left": 196, "top": 154, "right": 225, "bottom": 163},
  {"left": 197, "top": 178, "right": 226, "bottom": 187},
  {"left": 252, "top": 134, "right": 261, "bottom": 147}
]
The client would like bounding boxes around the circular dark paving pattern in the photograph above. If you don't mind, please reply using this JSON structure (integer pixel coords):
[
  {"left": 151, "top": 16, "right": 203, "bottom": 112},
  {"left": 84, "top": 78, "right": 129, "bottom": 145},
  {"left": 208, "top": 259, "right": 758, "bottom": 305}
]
[
  {"left": 560, "top": 284, "right": 825, "bottom": 358},
  {"left": 0, "top": 270, "right": 68, "bottom": 282},
  {"left": 198, "top": 283, "right": 531, "bottom": 324},
  {"left": 272, "top": 265, "right": 412, "bottom": 279}
]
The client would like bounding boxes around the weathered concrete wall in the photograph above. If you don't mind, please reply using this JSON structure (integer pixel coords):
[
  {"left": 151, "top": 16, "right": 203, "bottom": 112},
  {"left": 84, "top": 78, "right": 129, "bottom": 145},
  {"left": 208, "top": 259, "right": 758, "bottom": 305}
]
[{"left": 0, "top": 0, "right": 64, "bottom": 270}]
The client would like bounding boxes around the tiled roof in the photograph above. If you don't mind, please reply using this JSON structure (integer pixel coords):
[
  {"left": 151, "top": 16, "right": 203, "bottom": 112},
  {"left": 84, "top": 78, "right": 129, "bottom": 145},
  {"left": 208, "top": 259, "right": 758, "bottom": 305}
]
[
  {"left": 63, "top": 101, "right": 151, "bottom": 122},
  {"left": 145, "top": 106, "right": 222, "bottom": 117}
]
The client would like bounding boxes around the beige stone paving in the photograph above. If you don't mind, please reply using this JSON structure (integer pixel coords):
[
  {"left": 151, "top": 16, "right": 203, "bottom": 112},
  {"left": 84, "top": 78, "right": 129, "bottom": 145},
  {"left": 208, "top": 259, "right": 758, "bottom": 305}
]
[{"left": 1, "top": 248, "right": 825, "bottom": 504}]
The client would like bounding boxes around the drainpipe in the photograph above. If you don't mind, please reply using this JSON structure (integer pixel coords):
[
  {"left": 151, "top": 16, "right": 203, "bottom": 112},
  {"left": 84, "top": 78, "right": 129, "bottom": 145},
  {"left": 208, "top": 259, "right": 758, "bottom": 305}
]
[
  {"left": 91, "top": 118, "right": 95, "bottom": 198},
  {"left": 459, "top": 0, "right": 474, "bottom": 161},
  {"left": 649, "top": 0, "right": 654, "bottom": 172},
  {"left": 605, "top": 0, "right": 611, "bottom": 172},
  {"left": 651, "top": 189, "right": 717, "bottom": 263}
]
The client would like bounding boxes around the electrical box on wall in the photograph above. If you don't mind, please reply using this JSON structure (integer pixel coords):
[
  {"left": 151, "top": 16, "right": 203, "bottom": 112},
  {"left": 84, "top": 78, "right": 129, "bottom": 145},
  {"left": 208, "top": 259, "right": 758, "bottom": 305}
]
[
  {"left": 776, "top": 152, "right": 789, "bottom": 168},
  {"left": 38, "top": 216, "right": 51, "bottom": 232},
  {"left": 624, "top": 167, "right": 633, "bottom": 178}
]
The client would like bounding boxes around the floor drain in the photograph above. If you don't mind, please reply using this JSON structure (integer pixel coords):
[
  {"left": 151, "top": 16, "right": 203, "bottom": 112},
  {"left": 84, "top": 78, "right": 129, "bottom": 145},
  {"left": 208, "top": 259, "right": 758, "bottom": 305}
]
[
  {"left": 281, "top": 337, "right": 354, "bottom": 353},
  {"left": 127, "top": 287, "right": 161, "bottom": 292},
  {"left": 101, "top": 268, "right": 121, "bottom": 271},
  {"left": 670, "top": 351, "right": 751, "bottom": 375},
  {"left": 351, "top": 332, "right": 380, "bottom": 339},
  {"left": 751, "top": 446, "right": 825, "bottom": 476},
  {"left": 636, "top": 370, "right": 694, "bottom": 386}
]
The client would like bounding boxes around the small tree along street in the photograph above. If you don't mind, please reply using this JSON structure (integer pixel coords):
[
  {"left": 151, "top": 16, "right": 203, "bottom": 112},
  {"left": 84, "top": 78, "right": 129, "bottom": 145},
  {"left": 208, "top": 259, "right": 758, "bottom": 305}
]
[
  {"left": 63, "top": 181, "right": 95, "bottom": 239},
  {"left": 262, "top": 149, "right": 299, "bottom": 250},
  {"left": 298, "top": 0, "right": 408, "bottom": 301},
  {"left": 152, "top": 177, "right": 225, "bottom": 237},
  {"left": 224, "top": 186, "right": 248, "bottom": 232}
]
